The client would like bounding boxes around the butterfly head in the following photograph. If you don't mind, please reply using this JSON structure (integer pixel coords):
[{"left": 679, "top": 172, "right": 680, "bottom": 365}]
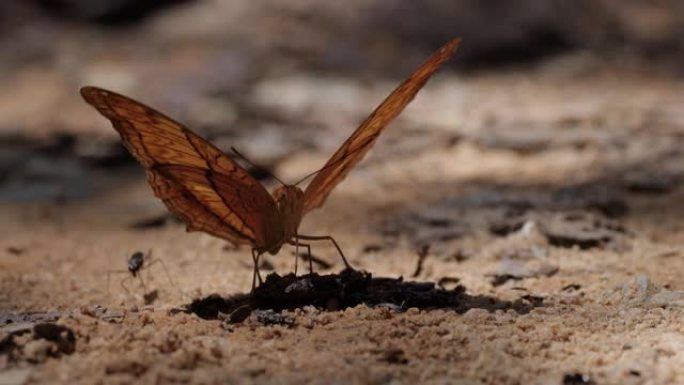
[{"left": 273, "top": 185, "right": 304, "bottom": 213}]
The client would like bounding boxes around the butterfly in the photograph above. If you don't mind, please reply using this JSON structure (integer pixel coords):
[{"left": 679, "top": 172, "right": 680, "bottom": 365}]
[{"left": 81, "top": 38, "right": 460, "bottom": 290}]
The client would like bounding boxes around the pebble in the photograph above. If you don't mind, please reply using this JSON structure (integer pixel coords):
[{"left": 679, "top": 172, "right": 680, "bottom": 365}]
[{"left": 604, "top": 275, "right": 684, "bottom": 308}]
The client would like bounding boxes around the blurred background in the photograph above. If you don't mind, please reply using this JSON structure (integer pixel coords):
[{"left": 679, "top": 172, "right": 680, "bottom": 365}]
[
  {"left": 2, "top": 0, "right": 684, "bottom": 281},
  {"left": 2, "top": 0, "right": 684, "bottom": 204}
]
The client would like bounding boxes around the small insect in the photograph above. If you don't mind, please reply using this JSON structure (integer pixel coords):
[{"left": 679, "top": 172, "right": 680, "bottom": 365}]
[
  {"left": 82, "top": 38, "right": 461, "bottom": 290},
  {"left": 106, "top": 250, "right": 174, "bottom": 301}
]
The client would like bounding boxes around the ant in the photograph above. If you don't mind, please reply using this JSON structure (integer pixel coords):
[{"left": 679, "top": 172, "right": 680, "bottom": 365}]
[{"left": 106, "top": 250, "right": 174, "bottom": 301}]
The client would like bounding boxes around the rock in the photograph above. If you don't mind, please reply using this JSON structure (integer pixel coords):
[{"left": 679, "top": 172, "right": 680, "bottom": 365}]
[
  {"left": 603, "top": 275, "right": 684, "bottom": 309},
  {"left": 645, "top": 291, "right": 684, "bottom": 308},
  {"left": 252, "top": 310, "right": 295, "bottom": 327},
  {"left": 488, "top": 259, "right": 559, "bottom": 286}
]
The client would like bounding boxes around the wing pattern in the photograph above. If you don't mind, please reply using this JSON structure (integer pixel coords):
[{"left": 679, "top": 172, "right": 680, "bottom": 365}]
[
  {"left": 302, "top": 38, "right": 461, "bottom": 212},
  {"left": 80, "top": 87, "right": 280, "bottom": 247}
]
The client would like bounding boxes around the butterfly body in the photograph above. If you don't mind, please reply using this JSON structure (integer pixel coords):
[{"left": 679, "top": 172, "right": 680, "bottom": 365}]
[
  {"left": 248, "top": 185, "right": 306, "bottom": 255},
  {"left": 81, "top": 38, "right": 460, "bottom": 287},
  {"left": 266, "top": 185, "right": 305, "bottom": 254}
]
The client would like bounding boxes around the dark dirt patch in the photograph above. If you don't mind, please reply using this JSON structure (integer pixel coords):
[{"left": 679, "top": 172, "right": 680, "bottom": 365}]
[
  {"left": 622, "top": 172, "right": 679, "bottom": 195},
  {"left": 5, "top": 247, "right": 25, "bottom": 256},
  {"left": 562, "top": 373, "right": 595, "bottom": 385},
  {"left": 489, "top": 274, "right": 524, "bottom": 287},
  {"left": 562, "top": 284, "right": 582, "bottom": 292},
  {"left": 1, "top": 322, "right": 76, "bottom": 364},
  {"left": 489, "top": 218, "right": 526, "bottom": 236},
  {"left": 129, "top": 214, "right": 174, "bottom": 229},
  {"left": 380, "top": 186, "right": 628, "bottom": 253},
  {"left": 185, "top": 269, "right": 542, "bottom": 323},
  {"left": 378, "top": 348, "right": 409, "bottom": 365},
  {"left": 31, "top": 323, "right": 76, "bottom": 355},
  {"left": 542, "top": 212, "right": 626, "bottom": 250}
]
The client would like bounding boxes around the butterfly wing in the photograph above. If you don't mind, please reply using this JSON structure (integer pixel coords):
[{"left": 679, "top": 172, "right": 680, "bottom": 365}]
[
  {"left": 302, "top": 38, "right": 461, "bottom": 213},
  {"left": 80, "top": 86, "right": 281, "bottom": 248}
]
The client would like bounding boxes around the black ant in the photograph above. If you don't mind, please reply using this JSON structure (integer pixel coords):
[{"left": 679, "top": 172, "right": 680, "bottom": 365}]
[{"left": 106, "top": 250, "right": 174, "bottom": 302}]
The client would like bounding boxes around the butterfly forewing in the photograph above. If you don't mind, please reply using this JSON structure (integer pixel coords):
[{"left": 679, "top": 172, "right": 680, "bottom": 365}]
[
  {"left": 80, "top": 87, "right": 281, "bottom": 247},
  {"left": 302, "top": 38, "right": 461, "bottom": 213}
]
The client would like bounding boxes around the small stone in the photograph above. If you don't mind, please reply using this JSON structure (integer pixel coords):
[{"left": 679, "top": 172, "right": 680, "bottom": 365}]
[
  {"left": 645, "top": 291, "right": 684, "bottom": 308},
  {"left": 252, "top": 310, "right": 294, "bottom": 326},
  {"left": 405, "top": 307, "right": 420, "bottom": 315},
  {"left": 23, "top": 339, "right": 53, "bottom": 363},
  {"left": 462, "top": 308, "right": 490, "bottom": 321},
  {"left": 0, "top": 368, "right": 32, "bottom": 385}
]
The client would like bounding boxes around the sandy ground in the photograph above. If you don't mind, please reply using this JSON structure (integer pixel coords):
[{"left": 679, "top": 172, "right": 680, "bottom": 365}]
[{"left": 2, "top": 59, "right": 684, "bottom": 385}]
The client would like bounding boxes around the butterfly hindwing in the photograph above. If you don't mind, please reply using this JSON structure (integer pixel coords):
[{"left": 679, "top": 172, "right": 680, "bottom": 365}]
[
  {"left": 302, "top": 38, "right": 461, "bottom": 213},
  {"left": 80, "top": 87, "right": 281, "bottom": 248},
  {"left": 152, "top": 163, "right": 280, "bottom": 244},
  {"left": 148, "top": 168, "right": 252, "bottom": 244}
]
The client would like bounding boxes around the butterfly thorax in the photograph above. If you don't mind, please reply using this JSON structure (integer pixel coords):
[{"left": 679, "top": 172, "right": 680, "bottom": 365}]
[{"left": 268, "top": 185, "right": 305, "bottom": 254}]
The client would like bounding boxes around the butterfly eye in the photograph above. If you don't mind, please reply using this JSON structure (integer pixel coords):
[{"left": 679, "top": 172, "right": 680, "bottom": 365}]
[{"left": 272, "top": 186, "right": 287, "bottom": 202}]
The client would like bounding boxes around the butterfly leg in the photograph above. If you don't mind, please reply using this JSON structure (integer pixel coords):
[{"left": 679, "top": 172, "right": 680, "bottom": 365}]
[
  {"left": 293, "top": 235, "right": 299, "bottom": 276},
  {"left": 305, "top": 243, "right": 313, "bottom": 274},
  {"left": 288, "top": 240, "right": 313, "bottom": 274},
  {"left": 251, "top": 249, "right": 263, "bottom": 291},
  {"left": 297, "top": 234, "right": 353, "bottom": 270}
]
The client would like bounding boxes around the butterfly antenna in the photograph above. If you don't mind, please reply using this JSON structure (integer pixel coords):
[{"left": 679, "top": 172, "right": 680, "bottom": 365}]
[
  {"left": 293, "top": 141, "right": 367, "bottom": 187},
  {"left": 293, "top": 166, "right": 325, "bottom": 186},
  {"left": 231, "top": 147, "right": 286, "bottom": 186}
]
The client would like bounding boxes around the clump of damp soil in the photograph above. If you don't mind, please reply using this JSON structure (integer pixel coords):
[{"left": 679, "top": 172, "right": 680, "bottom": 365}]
[{"left": 186, "top": 269, "right": 542, "bottom": 323}]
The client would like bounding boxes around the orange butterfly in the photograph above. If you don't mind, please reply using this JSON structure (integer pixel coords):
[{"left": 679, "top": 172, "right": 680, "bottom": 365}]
[{"left": 81, "top": 38, "right": 460, "bottom": 289}]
